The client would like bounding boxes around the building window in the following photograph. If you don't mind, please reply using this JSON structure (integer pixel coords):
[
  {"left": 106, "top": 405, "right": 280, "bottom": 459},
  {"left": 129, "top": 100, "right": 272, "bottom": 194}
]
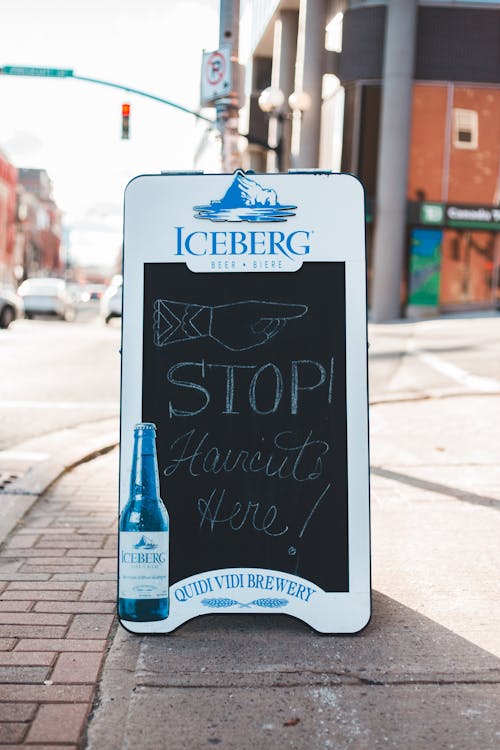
[{"left": 452, "top": 108, "right": 478, "bottom": 150}]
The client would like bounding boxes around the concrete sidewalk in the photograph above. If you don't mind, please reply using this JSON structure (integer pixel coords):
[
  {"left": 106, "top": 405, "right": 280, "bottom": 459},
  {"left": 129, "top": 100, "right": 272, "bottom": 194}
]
[{"left": 0, "top": 393, "right": 499, "bottom": 748}]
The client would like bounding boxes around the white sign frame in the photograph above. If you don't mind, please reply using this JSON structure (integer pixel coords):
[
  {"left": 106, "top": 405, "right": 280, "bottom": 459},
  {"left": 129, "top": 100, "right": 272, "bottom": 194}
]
[{"left": 119, "top": 171, "right": 371, "bottom": 634}]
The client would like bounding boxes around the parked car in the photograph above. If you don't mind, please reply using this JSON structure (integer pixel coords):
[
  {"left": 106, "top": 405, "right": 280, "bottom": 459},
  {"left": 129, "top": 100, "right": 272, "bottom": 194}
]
[
  {"left": 79, "top": 284, "right": 106, "bottom": 303},
  {"left": 18, "top": 278, "right": 76, "bottom": 321},
  {"left": 100, "top": 276, "right": 122, "bottom": 324},
  {"left": 0, "top": 286, "right": 24, "bottom": 329}
]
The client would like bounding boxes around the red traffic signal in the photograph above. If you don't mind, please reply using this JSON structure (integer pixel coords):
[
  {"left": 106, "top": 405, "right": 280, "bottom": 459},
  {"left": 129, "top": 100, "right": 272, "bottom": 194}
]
[{"left": 121, "top": 103, "right": 130, "bottom": 139}]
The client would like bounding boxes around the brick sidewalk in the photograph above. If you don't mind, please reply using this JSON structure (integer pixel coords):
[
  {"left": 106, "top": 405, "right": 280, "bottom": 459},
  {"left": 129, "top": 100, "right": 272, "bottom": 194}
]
[{"left": 0, "top": 448, "right": 118, "bottom": 748}]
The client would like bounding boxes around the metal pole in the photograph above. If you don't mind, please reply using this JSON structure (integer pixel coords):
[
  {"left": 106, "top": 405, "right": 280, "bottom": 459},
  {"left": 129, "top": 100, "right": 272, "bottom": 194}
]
[
  {"left": 217, "top": 0, "right": 242, "bottom": 173},
  {"left": 370, "top": 0, "right": 418, "bottom": 322},
  {"left": 72, "top": 75, "right": 213, "bottom": 121},
  {"left": 0, "top": 68, "right": 213, "bottom": 123}
]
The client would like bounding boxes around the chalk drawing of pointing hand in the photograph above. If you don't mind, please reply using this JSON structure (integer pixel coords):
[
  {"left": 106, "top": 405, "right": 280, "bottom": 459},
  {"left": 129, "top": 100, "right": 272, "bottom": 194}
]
[
  {"left": 153, "top": 299, "right": 308, "bottom": 351},
  {"left": 210, "top": 301, "right": 308, "bottom": 351}
]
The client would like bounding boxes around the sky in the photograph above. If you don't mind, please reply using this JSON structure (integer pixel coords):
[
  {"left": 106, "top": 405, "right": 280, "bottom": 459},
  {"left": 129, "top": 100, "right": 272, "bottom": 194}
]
[{"left": 0, "top": 0, "right": 219, "bottom": 267}]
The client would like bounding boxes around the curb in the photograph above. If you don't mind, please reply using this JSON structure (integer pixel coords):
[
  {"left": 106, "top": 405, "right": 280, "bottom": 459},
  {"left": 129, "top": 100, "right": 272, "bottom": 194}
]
[
  {"left": 370, "top": 387, "right": 500, "bottom": 406},
  {"left": 0, "top": 417, "right": 119, "bottom": 545}
]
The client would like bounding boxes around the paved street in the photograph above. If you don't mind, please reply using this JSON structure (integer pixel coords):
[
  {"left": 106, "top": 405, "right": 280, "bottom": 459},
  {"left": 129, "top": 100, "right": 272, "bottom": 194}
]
[
  {"left": 0, "top": 311, "right": 498, "bottom": 748},
  {"left": 1, "top": 310, "right": 499, "bottom": 454},
  {"left": 0, "top": 315, "right": 120, "bottom": 451},
  {"left": 368, "top": 312, "right": 500, "bottom": 401}
]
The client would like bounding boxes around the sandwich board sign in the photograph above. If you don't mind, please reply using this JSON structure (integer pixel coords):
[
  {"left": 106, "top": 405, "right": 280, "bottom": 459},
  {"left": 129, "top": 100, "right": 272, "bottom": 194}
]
[{"left": 118, "top": 170, "right": 370, "bottom": 634}]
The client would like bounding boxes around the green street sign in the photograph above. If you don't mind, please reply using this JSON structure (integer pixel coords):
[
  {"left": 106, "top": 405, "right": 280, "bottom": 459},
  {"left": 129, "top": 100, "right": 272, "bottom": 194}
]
[{"left": 1, "top": 65, "right": 73, "bottom": 78}]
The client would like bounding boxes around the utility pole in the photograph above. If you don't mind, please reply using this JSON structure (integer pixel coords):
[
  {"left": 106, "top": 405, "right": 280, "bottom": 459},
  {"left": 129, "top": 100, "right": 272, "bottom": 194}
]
[{"left": 217, "top": 0, "right": 242, "bottom": 173}]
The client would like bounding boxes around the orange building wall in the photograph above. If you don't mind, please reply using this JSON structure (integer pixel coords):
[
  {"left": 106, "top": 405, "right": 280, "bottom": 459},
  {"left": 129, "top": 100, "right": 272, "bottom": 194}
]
[
  {"left": 447, "top": 87, "right": 500, "bottom": 204},
  {"left": 407, "top": 85, "right": 500, "bottom": 206},
  {"left": 407, "top": 84, "right": 448, "bottom": 202}
]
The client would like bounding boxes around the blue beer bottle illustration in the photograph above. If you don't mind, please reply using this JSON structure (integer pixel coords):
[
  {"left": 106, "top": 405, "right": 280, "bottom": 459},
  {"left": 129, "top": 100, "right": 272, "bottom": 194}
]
[{"left": 119, "top": 423, "right": 169, "bottom": 622}]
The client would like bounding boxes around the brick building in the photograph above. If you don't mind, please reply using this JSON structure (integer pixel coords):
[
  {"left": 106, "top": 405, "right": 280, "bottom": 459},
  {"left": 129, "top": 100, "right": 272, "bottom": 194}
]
[
  {"left": 0, "top": 150, "right": 18, "bottom": 286},
  {"left": 16, "top": 168, "right": 63, "bottom": 279},
  {"left": 240, "top": 0, "right": 500, "bottom": 319}
]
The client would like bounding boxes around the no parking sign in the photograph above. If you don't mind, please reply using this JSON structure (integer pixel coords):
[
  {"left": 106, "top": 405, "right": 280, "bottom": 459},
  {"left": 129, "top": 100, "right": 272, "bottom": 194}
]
[{"left": 200, "top": 45, "right": 231, "bottom": 105}]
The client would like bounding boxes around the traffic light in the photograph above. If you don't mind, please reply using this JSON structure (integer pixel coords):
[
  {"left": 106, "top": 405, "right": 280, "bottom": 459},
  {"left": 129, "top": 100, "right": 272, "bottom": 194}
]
[{"left": 121, "top": 103, "right": 130, "bottom": 139}]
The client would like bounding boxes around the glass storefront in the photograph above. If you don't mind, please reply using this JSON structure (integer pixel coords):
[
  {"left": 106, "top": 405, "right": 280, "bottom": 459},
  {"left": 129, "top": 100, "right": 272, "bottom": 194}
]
[{"left": 440, "top": 229, "right": 500, "bottom": 309}]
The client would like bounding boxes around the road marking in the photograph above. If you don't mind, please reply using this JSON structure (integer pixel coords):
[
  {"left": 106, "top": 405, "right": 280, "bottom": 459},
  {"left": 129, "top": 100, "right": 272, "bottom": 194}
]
[
  {"left": 0, "top": 450, "right": 49, "bottom": 461},
  {"left": 407, "top": 341, "right": 500, "bottom": 393},
  {"left": 0, "top": 400, "right": 118, "bottom": 410}
]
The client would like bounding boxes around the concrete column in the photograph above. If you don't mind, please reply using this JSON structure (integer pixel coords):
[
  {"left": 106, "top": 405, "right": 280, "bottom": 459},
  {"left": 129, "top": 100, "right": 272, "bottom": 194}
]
[
  {"left": 370, "top": 0, "right": 418, "bottom": 322},
  {"left": 268, "top": 10, "right": 298, "bottom": 172},
  {"left": 291, "top": 0, "right": 327, "bottom": 168}
]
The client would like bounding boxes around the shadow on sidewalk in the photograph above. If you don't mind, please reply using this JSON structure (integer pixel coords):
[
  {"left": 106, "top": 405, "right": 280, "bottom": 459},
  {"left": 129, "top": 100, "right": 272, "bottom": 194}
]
[
  {"left": 87, "top": 591, "right": 500, "bottom": 749},
  {"left": 133, "top": 591, "right": 499, "bottom": 686},
  {"left": 371, "top": 467, "right": 500, "bottom": 511}
]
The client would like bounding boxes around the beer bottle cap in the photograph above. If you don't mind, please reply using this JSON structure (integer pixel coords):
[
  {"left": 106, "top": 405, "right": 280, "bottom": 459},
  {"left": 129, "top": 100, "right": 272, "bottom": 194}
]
[{"left": 134, "top": 422, "right": 156, "bottom": 432}]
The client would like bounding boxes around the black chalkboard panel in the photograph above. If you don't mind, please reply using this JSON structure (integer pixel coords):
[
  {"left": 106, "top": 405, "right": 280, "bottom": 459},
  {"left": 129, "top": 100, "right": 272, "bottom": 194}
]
[{"left": 142, "top": 261, "right": 348, "bottom": 592}]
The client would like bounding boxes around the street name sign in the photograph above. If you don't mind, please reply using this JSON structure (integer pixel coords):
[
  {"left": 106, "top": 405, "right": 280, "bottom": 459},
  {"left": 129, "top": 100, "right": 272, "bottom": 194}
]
[
  {"left": 200, "top": 45, "right": 231, "bottom": 105},
  {"left": 1, "top": 65, "right": 73, "bottom": 77},
  {"left": 119, "top": 170, "right": 371, "bottom": 634}
]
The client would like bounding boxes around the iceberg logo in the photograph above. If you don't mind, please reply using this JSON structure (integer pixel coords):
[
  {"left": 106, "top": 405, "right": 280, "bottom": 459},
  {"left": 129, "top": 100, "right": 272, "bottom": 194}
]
[
  {"left": 194, "top": 170, "right": 296, "bottom": 222},
  {"left": 133, "top": 535, "right": 158, "bottom": 550}
]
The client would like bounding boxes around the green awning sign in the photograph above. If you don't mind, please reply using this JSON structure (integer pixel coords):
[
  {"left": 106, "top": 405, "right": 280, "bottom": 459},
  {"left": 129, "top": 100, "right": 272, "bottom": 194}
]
[
  {"left": 446, "top": 205, "right": 500, "bottom": 230},
  {"left": 419, "top": 202, "right": 500, "bottom": 230},
  {"left": 420, "top": 203, "right": 445, "bottom": 225}
]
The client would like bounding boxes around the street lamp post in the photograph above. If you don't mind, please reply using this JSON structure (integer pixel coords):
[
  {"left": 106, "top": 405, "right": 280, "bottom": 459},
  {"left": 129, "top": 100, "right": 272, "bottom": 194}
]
[
  {"left": 288, "top": 89, "right": 312, "bottom": 167},
  {"left": 258, "top": 85, "right": 287, "bottom": 172}
]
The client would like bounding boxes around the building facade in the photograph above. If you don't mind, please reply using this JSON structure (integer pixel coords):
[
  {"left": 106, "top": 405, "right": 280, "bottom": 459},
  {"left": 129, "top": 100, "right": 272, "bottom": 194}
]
[
  {"left": 16, "top": 168, "right": 63, "bottom": 281},
  {"left": 0, "top": 150, "right": 18, "bottom": 287},
  {"left": 241, "top": 0, "right": 500, "bottom": 319},
  {"left": 0, "top": 157, "right": 64, "bottom": 287}
]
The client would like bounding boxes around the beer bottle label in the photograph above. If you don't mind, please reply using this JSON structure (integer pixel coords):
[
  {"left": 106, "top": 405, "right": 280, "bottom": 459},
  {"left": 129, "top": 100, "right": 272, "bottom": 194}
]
[{"left": 119, "top": 531, "right": 169, "bottom": 599}]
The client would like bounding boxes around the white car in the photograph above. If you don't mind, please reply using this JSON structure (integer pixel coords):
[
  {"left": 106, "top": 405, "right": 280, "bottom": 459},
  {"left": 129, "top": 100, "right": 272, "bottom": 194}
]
[
  {"left": 18, "top": 278, "right": 76, "bottom": 321},
  {"left": 101, "top": 276, "right": 122, "bottom": 324},
  {"left": 0, "top": 286, "right": 24, "bottom": 329}
]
